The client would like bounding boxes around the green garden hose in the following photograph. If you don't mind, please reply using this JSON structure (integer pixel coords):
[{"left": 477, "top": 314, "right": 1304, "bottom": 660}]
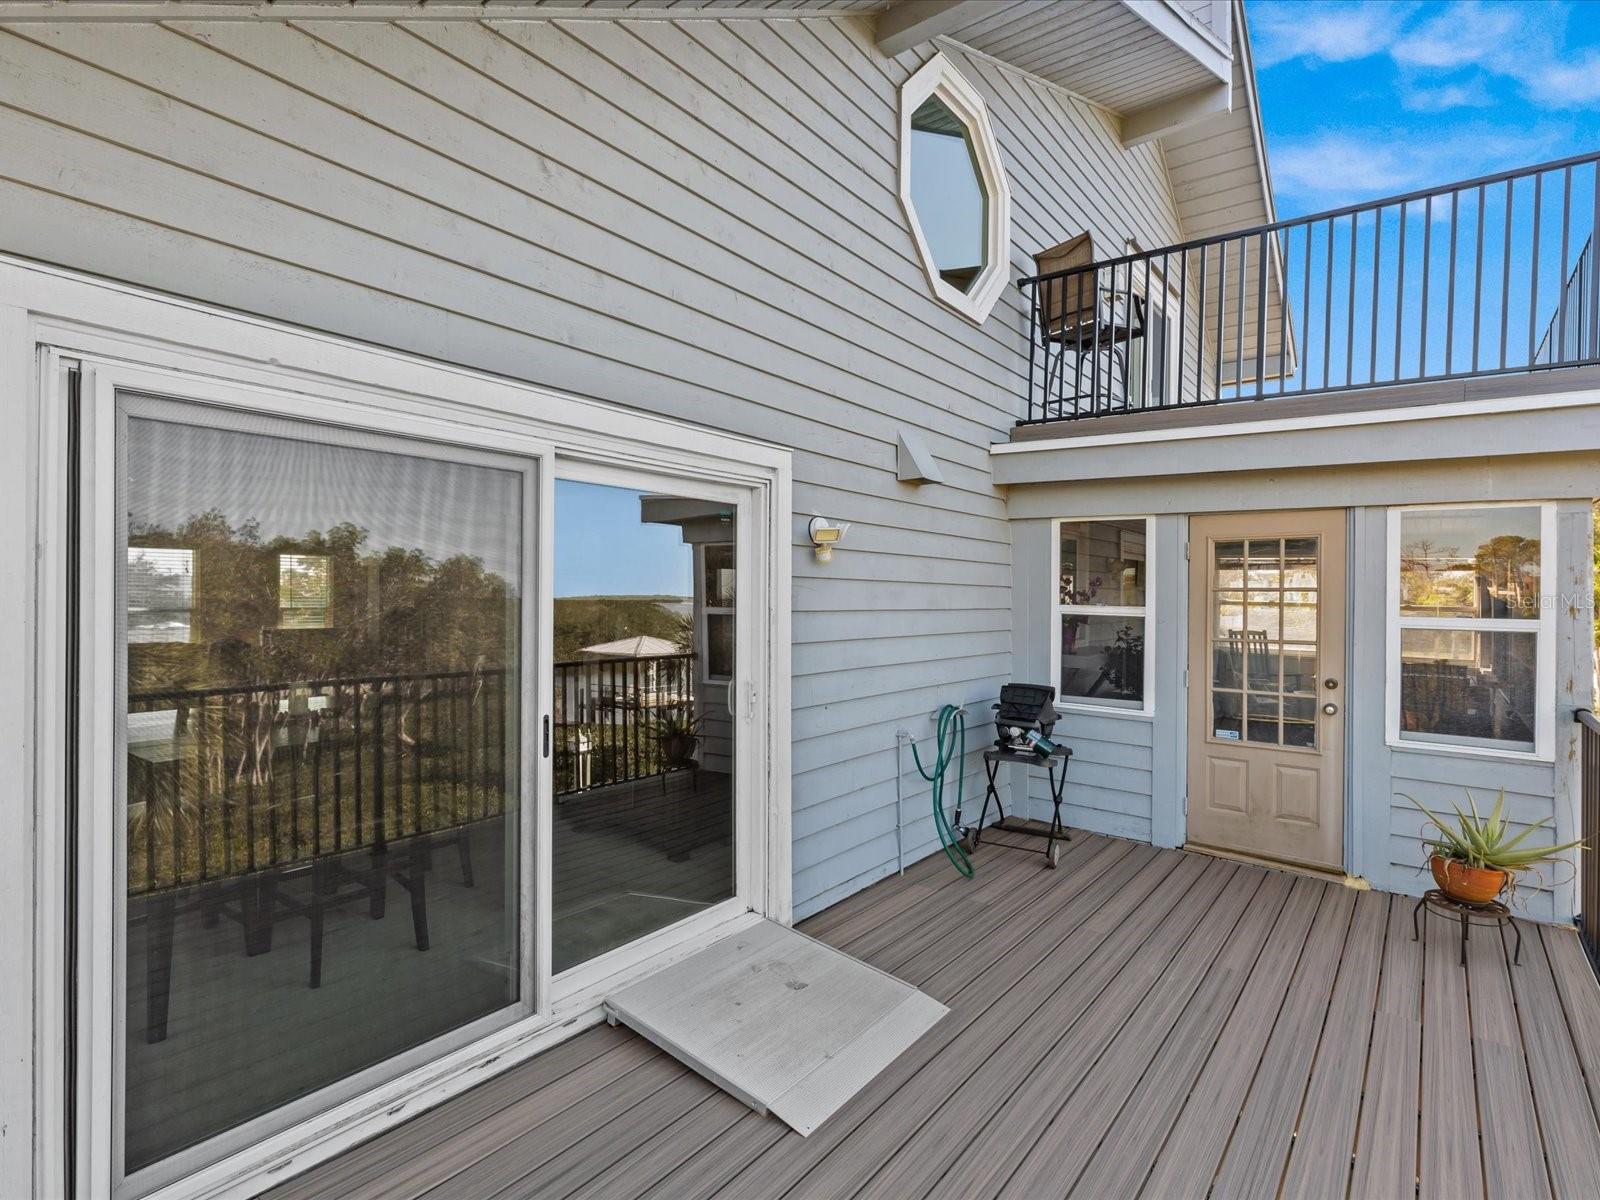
[{"left": 912, "top": 703, "right": 972, "bottom": 878}]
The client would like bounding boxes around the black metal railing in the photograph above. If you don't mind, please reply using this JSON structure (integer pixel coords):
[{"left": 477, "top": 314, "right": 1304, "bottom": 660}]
[
  {"left": 1020, "top": 151, "right": 1600, "bottom": 422},
  {"left": 128, "top": 667, "right": 511, "bottom": 896},
  {"left": 552, "top": 652, "right": 697, "bottom": 797},
  {"left": 1576, "top": 709, "right": 1600, "bottom": 973}
]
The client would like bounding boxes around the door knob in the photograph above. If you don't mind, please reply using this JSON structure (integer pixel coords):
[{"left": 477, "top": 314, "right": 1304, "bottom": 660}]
[{"left": 1322, "top": 702, "right": 1338, "bottom": 716}]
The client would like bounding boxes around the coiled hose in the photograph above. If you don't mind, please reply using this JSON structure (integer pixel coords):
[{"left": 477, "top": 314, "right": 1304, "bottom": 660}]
[{"left": 912, "top": 703, "right": 972, "bottom": 878}]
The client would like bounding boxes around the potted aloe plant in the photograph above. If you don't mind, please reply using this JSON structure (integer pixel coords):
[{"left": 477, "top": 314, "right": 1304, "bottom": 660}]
[{"left": 1403, "top": 790, "right": 1585, "bottom": 906}]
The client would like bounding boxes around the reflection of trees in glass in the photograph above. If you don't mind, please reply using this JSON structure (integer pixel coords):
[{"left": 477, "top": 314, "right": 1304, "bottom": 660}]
[
  {"left": 1102, "top": 624, "right": 1143, "bottom": 699},
  {"left": 1473, "top": 534, "right": 1539, "bottom": 614},
  {"left": 1402, "top": 535, "right": 1539, "bottom": 616},
  {"left": 127, "top": 509, "right": 514, "bottom": 693},
  {"left": 553, "top": 595, "right": 692, "bottom": 662}
]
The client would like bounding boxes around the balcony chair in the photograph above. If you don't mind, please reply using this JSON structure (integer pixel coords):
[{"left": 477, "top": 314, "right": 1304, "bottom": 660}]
[{"left": 1033, "top": 233, "right": 1147, "bottom": 416}]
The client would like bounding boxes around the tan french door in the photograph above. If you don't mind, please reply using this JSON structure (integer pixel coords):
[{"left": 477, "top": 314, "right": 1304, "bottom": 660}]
[{"left": 1186, "top": 511, "right": 1346, "bottom": 870}]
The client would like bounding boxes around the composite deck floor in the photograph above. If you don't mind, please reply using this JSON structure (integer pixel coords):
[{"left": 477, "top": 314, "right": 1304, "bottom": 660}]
[{"left": 269, "top": 830, "right": 1600, "bottom": 1200}]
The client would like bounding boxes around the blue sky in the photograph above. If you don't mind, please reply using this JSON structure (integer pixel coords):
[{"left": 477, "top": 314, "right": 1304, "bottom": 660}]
[
  {"left": 556, "top": 479, "right": 694, "bottom": 598},
  {"left": 1247, "top": 0, "right": 1600, "bottom": 218}
]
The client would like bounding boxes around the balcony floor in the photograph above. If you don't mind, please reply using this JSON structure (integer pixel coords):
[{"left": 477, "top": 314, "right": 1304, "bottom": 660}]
[{"left": 266, "top": 830, "right": 1600, "bottom": 1200}]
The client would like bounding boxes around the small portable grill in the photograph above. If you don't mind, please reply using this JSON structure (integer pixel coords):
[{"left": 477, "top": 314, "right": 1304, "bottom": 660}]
[
  {"left": 959, "top": 683, "right": 1073, "bottom": 868},
  {"left": 992, "top": 682, "right": 1059, "bottom": 755}
]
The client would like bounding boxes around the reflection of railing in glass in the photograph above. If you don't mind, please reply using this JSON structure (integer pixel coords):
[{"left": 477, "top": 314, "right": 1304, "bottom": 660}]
[
  {"left": 553, "top": 653, "right": 698, "bottom": 797},
  {"left": 128, "top": 654, "right": 704, "bottom": 897},
  {"left": 127, "top": 667, "right": 510, "bottom": 896}
]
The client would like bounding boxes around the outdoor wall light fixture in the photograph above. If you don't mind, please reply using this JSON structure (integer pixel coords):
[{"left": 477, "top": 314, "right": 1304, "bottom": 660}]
[{"left": 808, "top": 517, "right": 850, "bottom": 563}]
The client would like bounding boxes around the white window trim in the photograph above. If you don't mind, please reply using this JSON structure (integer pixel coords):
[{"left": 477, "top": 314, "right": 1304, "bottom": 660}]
[
  {"left": 699, "top": 541, "right": 735, "bottom": 685},
  {"left": 9, "top": 255, "right": 793, "bottom": 1200},
  {"left": 898, "top": 52, "right": 1013, "bottom": 325},
  {"left": 1050, "top": 517, "right": 1155, "bottom": 718},
  {"left": 1384, "top": 501, "right": 1557, "bottom": 762}
]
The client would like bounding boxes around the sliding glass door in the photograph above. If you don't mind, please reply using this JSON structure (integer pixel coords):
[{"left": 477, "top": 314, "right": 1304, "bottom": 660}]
[
  {"left": 107, "top": 392, "right": 539, "bottom": 1192},
  {"left": 64, "top": 348, "right": 773, "bottom": 1200},
  {"left": 551, "top": 469, "right": 745, "bottom": 976}
]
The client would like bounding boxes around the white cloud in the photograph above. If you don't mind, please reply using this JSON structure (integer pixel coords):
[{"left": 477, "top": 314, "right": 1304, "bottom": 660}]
[
  {"left": 1273, "top": 135, "right": 1422, "bottom": 201},
  {"left": 1253, "top": 0, "right": 1600, "bottom": 111},
  {"left": 1270, "top": 126, "right": 1569, "bottom": 211},
  {"left": 1401, "top": 77, "right": 1495, "bottom": 111},
  {"left": 1391, "top": 0, "right": 1529, "bottom": 69},
  {"left": 1521, "top": 48, "right": 1600, "bottom": 107},
  {"left": 1250, "top": 0, "right": 1412, "bottom": 67}
]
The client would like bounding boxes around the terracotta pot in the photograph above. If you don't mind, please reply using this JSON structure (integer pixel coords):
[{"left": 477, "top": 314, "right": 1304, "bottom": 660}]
[{"left": 1430, "top": 855, "right": 1509, "bottom": 905}]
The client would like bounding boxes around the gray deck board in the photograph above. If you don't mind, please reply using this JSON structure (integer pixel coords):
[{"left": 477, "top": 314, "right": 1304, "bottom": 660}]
[
  {"left": 1466, "top": 908, "right": 1552, "bottom": 1200},
  {"left": 1277, "top": 888, "right": 1389, "bottom": 1200},
  {"left": 1207, "top": 883, "right": 1357, "bottom": 1200},
  {"left": 1419, "top": 898, "right": 1487, "bottom": 1200},
  {"left": 1066, "top": 870, "right": 1313, "bottom": 1199},
  {"left": 268, "top": 835, "right": 1600, "bottom": 1200},
  {"left": 983, "top": 864, "right": 1274, "bottom": 1199},
  {"left": 1139, "top": 876, "right": 1331, "bottom": 1200},
  {"left": 1348, "top": 893, "right": 1425, "bottom": 1199},
  {"left": 1507, "top": 923, "right": 1600, "bottom": 1199},
  {"left": 1542, "top": 923, "right": 1600, "bottom": 1125},
  {"left": 633, "top": 833, "right": 1142, "bottom": 1200}
]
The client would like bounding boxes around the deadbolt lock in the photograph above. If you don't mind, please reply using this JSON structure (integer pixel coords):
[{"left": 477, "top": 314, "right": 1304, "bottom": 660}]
[{"left": 1323, "top": 677, "right": 1339, "bottom": 690}]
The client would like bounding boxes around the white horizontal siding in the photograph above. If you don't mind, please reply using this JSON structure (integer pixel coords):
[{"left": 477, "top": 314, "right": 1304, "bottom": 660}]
[{"left": 0, "top": 13, "right": 1187, "bottom": 919}]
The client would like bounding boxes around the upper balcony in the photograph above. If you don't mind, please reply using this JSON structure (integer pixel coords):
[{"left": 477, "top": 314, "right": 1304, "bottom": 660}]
[{"left": 1014, "top": 152, "right": 1600, "bottom": 434}]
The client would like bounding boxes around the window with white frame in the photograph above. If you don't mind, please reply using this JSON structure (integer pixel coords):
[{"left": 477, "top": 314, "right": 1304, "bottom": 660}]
[
  {"left": 127, "top": 545, "right": 194, "bottom": 643},
  {"left": 1054, "top": 518, "right": 1149, "bottom": 710},
  {"left": 278, "top": 551, "right": 331, "bottom": 628},
  {"left": 1390, "top": 504, "right": 1552, "bottom": 756},
  {"left": 898, "top": 52, "right": 1012, "bottom": 324},
  {"left": 702, "top": 542, "right": 735, "bottom": 682}
]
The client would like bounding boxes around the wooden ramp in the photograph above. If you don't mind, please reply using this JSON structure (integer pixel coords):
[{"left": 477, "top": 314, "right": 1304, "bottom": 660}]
[{"left": 601, "top": 919, "right": 947, "bottom": 1135}]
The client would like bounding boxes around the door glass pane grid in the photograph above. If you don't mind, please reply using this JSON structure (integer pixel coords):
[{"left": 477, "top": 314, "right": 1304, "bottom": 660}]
[{"left": 1210, "top": 536, "right": 1319, "bottom": 748}]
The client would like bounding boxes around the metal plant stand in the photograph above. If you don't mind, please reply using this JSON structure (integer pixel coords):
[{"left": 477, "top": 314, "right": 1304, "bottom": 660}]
[
  {"left": 1412, "top": 888, "right": 1522, "bottom": 967},
  {"left": 961, "top": 745, "right": 1073, "bottom": 868}
]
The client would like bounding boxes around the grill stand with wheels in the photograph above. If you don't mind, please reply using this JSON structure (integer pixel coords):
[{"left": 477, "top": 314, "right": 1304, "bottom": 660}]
[{"left": 960, "top": 745, "right": 1073, "bottom": 868}]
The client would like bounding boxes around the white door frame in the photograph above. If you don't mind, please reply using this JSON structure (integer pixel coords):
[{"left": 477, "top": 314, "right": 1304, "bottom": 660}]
[{"left": 8, "top": 255, "right": 792, "bottom": 1200}]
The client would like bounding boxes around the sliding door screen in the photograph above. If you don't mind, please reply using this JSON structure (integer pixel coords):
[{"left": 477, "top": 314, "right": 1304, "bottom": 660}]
[{"left": 117, "top": 396, "right": 530, "bottom": 1181}]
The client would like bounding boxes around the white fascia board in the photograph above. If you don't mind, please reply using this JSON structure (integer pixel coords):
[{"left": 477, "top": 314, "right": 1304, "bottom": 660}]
[
  {"left": 1124, "top": 0, "right": 1233, "bottom": 83},
  {"left": 990, "top": 387, "right": 1600, "bottom": 458}
]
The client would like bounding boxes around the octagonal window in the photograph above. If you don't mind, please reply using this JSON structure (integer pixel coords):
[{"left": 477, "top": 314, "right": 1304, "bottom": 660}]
[
  {"left": 899, "top": 54, "right": 1011, "bottom": 323},
  {"left": 909, "top": 95, "right": 988, "bottom": 294}
]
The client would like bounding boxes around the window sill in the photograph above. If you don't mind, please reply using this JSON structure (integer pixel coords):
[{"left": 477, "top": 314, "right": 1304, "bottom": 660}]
[
  {"left": 1386, "top": 738, "right": 1552, "bottom": 765},
  {"left": 1053, "top": 702, "right": 1153, "bottom": 722}
]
